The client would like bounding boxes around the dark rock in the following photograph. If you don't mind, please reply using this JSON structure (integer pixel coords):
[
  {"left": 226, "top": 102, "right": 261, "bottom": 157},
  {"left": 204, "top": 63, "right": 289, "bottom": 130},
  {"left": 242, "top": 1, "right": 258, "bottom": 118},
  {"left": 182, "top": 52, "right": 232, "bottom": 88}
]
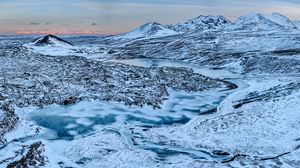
[{"left": 7, "top": 141, "right": 47, "bottom": 168}]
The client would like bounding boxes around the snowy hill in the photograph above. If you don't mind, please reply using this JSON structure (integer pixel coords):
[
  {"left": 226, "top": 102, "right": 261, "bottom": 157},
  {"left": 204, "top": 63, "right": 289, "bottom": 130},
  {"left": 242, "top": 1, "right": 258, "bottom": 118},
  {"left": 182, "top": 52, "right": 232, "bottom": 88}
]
[
  {"left": 32, "top": 35, "right": 74, "bottom": 47},
  {"left": 24, "top": 35, "right": 76, "bottom": 56},
  {"left": 230, "top": 12, "right": 298, "bottom": 31},
  {"left": 113, "top": 22, "right": 177, "bottom": 40},
  {"left": 169, "top": 15, "right": 231, "bottom": 32}
]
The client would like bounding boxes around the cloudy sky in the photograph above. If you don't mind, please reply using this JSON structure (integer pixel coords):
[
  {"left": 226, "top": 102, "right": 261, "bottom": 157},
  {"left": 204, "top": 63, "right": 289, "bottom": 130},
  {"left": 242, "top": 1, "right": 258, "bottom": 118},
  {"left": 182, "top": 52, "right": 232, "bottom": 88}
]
[{"left": 0, "top": 0, "right": 300, "bottom": 34}]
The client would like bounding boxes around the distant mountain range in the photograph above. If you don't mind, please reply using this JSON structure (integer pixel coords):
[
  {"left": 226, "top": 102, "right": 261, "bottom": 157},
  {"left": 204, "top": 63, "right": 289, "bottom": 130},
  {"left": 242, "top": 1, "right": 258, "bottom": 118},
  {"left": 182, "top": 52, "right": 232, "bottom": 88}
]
[
  {"left": 24, "top": 12, "right": 300, "bottom": 48},
  {"left": 113, "top": 12, "right": 300, "bottom": 40},
  {"left": 21, "top": 12, "right": 300, "bottom": 76}
]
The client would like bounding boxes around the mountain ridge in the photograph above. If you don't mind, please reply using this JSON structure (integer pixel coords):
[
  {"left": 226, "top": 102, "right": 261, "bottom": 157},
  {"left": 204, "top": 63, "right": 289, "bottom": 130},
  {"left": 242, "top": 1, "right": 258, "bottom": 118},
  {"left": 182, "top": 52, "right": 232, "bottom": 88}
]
[
  {"left": 112, "top": 12, "right": 299, "bottom": 40},
  {"left": 168, "top": 15, "right": 231, "bottom": 32}
]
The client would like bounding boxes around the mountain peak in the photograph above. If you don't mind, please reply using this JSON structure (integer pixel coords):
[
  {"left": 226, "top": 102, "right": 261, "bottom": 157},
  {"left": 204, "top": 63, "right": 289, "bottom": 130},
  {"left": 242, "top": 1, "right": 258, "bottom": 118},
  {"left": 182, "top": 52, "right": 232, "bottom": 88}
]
[
  {"left": 170, "top": 15, "right": 231, "bottom": 32},
  {"left": 232, "top": 12, "right": 297, "bottom": 30},
  {"left": 271, "top": 12, "right": 287, "bottom": 18},
  {"left": 113, "top": 22, "right": 177, "bottom": 40},
  {"left": 33, "top": 35, "right": 74, "bottom": 46},
  {"left": 140, "top": 22, "right": 161, "bottom": 27},
  {"left": 139, "top": 22, "right": 168, "bottom": 33}
]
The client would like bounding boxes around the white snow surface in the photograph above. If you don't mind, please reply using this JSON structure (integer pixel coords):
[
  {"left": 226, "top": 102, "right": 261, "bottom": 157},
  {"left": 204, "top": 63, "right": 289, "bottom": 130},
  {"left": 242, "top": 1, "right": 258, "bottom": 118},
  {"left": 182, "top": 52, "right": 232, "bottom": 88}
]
[
  {"left": 132, "top": 76, "right": 300, "bottom": 166},
  {"left": 295, "top": 21, "right": 300, "bottom": 29},
  {"left": 0, "top": 110, "right": 4, "bottom": 121}
]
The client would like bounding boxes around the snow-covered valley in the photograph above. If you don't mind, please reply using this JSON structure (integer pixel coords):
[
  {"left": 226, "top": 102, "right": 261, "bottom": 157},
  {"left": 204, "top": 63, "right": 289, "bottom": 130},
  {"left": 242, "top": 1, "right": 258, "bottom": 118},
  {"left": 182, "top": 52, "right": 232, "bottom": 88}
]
[{"left": 0, "top": 12, "right": 300, "bottom": 168}]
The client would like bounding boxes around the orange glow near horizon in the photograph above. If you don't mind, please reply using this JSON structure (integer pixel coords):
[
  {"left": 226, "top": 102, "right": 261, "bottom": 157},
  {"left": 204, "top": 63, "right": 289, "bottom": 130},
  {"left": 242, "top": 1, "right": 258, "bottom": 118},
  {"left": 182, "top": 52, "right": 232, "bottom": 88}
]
[
  {"left": 1, "top": 1, "right": 300, "bottom": 36},
  {"left": 14, "top": 30, "right": 119, "bottom": 35}
]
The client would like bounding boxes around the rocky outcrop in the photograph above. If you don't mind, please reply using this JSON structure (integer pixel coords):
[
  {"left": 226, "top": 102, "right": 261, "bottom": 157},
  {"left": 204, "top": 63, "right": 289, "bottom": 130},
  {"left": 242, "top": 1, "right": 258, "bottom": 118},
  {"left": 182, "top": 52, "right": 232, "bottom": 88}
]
[
  {"left": 0, "top": 104, "right": 19, "bottom": 145},
  {"left": 6, "top": 141, "right": 47, "bottom": 168}
]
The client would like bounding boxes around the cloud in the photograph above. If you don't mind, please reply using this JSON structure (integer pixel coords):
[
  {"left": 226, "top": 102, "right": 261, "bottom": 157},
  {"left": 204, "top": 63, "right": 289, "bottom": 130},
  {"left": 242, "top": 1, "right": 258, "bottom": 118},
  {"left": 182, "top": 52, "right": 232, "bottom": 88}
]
[{"left": 29, "top": 22, "right": 40, "bottom": 25}]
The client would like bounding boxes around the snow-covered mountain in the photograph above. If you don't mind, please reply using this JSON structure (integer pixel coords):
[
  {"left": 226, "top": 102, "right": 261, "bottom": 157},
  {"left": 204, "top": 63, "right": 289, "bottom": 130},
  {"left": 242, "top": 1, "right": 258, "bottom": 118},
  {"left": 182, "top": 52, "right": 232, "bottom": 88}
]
[
  {"left": 109, "top": 12, "right": 299, "bottom": 41},
  {"left": 24, "top": 35, "right": 76, "bottom": 56},
  {"left": 169, "top": 15, "right": 231, "bottom": 32},
  {"left": 230, "top": 12, "right": 298, "bottom": 31},
  {"left": 32, "top": 35, "right": 74, "bottom": 47},
  {"left": 113, "top": 22, "right": 177, "bottom": 40}
]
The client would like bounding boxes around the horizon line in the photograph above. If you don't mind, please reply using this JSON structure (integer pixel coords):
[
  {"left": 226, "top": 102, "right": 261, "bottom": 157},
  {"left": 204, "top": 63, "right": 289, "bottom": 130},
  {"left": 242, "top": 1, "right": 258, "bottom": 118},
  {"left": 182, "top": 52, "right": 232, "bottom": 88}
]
[{"left": 1, "top": 11, "right": 299, "bottom": 36}]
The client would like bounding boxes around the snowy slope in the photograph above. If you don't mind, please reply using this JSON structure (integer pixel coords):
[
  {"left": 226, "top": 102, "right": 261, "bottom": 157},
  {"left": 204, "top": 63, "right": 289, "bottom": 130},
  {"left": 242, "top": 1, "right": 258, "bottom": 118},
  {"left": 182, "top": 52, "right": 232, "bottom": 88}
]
[
  {"left": 169, "top": 15, "right": 231, "bottom": 32},
  {"left": 295, "top": 21, "right": 300, "bottom": 29},
  {"left": 113, "top": 22, "right": 177, "bottom": 40},
  {"left": 264, "top": 12, "right": 297, "bottom": 29},
  {"left": 230, "top": 12, "right": 298, "bottom": 31}
]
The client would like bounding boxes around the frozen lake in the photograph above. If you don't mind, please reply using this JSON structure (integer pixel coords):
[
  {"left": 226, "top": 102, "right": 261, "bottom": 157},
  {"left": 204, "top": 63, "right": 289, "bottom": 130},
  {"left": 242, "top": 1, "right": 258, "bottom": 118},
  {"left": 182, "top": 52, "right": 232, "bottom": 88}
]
[
  {"left": 3, "top": 58, "right": 249, "bottom": 166},
  {"left": 28, "top": 58, "right": 243, "bottom": 139}
]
